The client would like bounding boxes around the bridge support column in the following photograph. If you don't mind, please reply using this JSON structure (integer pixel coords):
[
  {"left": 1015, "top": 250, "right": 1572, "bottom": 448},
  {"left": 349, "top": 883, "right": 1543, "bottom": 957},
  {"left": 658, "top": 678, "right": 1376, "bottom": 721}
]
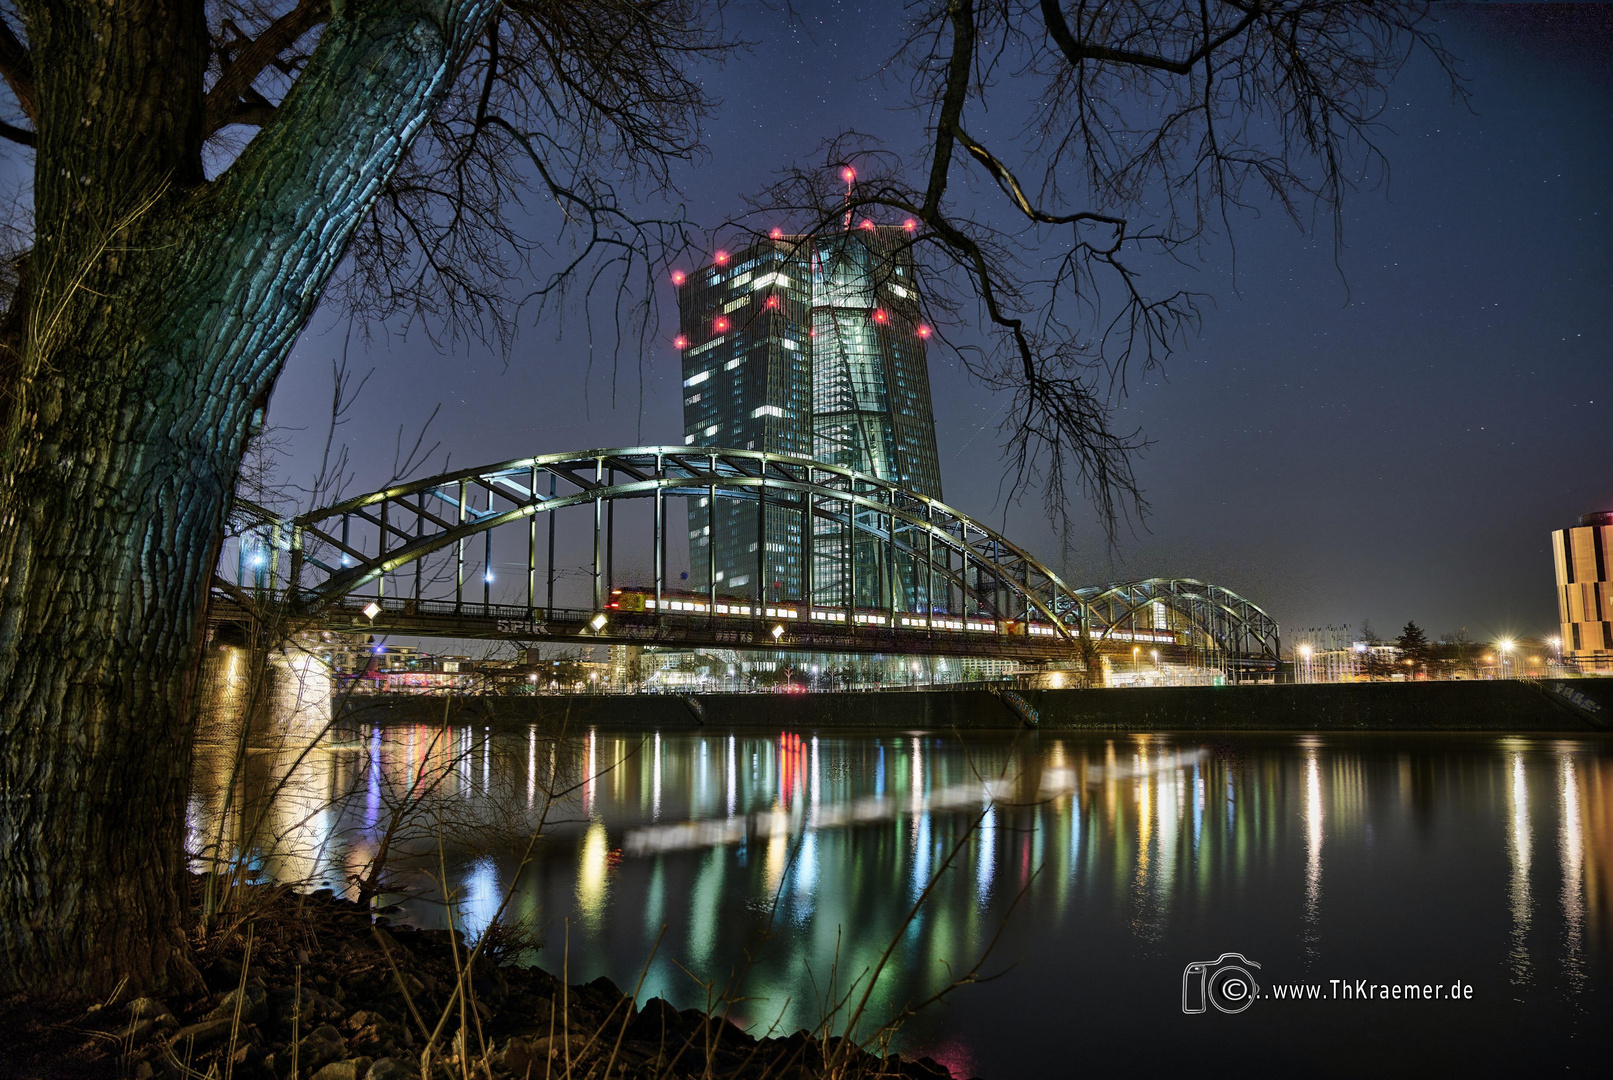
[
  {"left": 415, "top": 494, "right": 425, "bottom": 602},
  {"left": 545, "top": 473, "right": 558, "bottom": 618},
  {"left": 886, "top": 505, "right": 897, "bottom": 627},
  {"left": 801, "top": 486, "right": 813, "bottom": 611},
  {"left": 924, "top": 505, "right": 934, "bottom": 626},
  {"left": 377, "top": 501, "right": 386, "bottom": 600},
  {"left": 592, "top": 457, "right": 604, "bottom": 611},
  {"left": 755, "top": 471, "right": 766, "bottom": 618},
  {"left": 844, "top": 499, "right": 855, "bottom": 626},
  {"left": 707, "top": 456, "right": 717, "bottom": 615},
  {"left": 527, "top": 466, "right": 537, "bottom": 616},
  {"left": 455, "top": 480, "right": 466, "bottom": 612},
  {"left": 654, "top": 463, "right": 665, "bottom": 609}
]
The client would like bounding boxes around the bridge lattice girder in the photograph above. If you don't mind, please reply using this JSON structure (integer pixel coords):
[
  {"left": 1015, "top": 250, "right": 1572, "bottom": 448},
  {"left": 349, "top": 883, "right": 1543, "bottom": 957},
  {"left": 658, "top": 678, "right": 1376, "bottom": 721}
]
[
  {"left": 223, "top": 447, "right": 1279, "bottom": 661},
  {"left": 1074, "top": 578, "right": 1281, "bottom": 661}
]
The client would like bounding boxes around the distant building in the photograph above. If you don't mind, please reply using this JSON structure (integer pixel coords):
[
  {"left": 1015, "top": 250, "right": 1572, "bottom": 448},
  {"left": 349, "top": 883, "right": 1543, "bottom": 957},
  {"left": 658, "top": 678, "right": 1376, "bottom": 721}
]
[
  {"left": 675, "top": 225, "right": 943, "bottom": 609},
  {"left": 1553, "top": 510, "right": 1613, "bottom": 671}
]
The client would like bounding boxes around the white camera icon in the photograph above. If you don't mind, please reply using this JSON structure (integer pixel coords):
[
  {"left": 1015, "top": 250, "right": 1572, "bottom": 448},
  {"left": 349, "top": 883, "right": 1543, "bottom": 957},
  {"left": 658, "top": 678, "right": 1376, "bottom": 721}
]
[{"left": 1182, "top": 953, "right": 1261, "bottom": 1014}]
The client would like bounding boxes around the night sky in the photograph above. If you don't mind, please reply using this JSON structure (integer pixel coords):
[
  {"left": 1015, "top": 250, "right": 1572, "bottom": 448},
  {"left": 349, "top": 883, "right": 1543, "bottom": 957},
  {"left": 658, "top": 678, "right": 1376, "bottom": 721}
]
[{"left": 258, "top": 2, "right": 1612, "bottom": 646}]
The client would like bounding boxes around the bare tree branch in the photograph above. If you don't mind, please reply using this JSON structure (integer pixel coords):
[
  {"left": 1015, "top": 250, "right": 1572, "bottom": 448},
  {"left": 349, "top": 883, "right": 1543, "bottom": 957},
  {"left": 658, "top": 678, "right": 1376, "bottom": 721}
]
[
  {"left": 751, "top": 0, "right": 1457, "bottom": 544},
  {"left": 204, "top": 0, "right": 329, "bottom": 135},
  {"left": 0, "top": 13, "right": 34, "bottom": 123}
]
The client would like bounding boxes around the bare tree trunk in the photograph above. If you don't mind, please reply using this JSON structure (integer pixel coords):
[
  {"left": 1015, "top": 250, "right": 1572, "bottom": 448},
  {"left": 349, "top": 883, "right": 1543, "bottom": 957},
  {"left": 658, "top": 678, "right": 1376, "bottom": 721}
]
[{"left": 0, "top": 0, "right": 494, "bottom": 1000}]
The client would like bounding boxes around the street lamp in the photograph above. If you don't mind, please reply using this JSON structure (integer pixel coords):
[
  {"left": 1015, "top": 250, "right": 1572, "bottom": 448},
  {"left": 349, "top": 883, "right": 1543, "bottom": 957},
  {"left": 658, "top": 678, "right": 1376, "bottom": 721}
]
[
  {"left": 590, "top": 612, "right": 607, "bottom": 632},
  {"left": 771, "top": 624, "right": 785, "bottom": 642},
  {"left": 1132, "top": 645, "right": 1141, "bottom": 682},
  {"left": 1497, "top": 639, "right": 1514, "bottom": 679}
]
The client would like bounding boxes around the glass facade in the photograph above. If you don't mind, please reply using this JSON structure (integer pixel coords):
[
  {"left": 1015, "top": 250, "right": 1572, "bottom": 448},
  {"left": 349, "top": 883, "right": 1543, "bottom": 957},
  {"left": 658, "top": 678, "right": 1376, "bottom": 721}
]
[
  {"left": 1553, "top": 510, "right": 1613, "bottom": 669},
  {"left": 677, "top": 228, "right": 943, "bottom": 610}
]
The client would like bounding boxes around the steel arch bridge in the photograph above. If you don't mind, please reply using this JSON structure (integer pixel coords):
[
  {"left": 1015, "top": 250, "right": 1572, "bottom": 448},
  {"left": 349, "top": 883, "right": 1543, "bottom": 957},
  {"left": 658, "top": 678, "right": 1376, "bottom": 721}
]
[
  {"left": 218, "top": 446, "right": 1279, "bottom": 665},
  {"left": 1074, "top": 579, "right": 1281, "bottom": 663}
]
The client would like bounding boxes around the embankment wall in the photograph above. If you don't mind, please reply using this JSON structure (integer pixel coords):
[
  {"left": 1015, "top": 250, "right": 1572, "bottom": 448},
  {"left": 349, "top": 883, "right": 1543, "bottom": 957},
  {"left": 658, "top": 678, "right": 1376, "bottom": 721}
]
[{"left": 337, "top": 678, "right": 1612, "bottom": 732}]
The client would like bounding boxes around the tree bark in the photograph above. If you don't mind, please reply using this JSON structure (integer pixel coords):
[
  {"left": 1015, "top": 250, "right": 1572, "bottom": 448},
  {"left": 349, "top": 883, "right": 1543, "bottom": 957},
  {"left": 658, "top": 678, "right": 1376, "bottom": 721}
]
[{"left": 0, "top": 0, "right": 495, "bottom": 1000}]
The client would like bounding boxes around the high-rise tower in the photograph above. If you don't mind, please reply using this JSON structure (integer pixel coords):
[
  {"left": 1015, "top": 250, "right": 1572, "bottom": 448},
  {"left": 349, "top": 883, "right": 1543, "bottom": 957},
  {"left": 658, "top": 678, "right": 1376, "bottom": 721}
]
[
  {"left": 675, "top": 225, "right": 942, "bottom": 609},
  {"left": 1553, "top": 509, "right": 1613, "bottom": 670}
]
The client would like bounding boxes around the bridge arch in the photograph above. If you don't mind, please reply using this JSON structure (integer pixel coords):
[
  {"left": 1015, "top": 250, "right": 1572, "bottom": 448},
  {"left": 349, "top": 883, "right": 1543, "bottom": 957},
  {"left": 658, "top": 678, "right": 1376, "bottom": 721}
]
[
  {"left": 268, "top": 447, "right": 1086, "bottom": 641},
  {"left": 1075, "top": 578, "right": 1280, "bottom": 661},
  {"left": 223, "top": 447, "right": 1279, "bottom": 663}
]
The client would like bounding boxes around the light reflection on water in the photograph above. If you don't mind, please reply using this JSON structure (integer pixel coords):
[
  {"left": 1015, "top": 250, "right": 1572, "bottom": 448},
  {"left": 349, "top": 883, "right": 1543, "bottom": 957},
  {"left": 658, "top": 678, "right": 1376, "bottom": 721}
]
[{"left": 190, "top": 712, "right": 1613, "bottom": 1077}]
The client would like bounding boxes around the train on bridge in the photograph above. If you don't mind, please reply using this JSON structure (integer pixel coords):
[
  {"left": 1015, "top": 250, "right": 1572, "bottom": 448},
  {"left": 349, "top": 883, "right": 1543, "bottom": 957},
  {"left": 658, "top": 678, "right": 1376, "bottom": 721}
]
[{"left": 605, "top": 587, "right": 1180, "bottom": 646}]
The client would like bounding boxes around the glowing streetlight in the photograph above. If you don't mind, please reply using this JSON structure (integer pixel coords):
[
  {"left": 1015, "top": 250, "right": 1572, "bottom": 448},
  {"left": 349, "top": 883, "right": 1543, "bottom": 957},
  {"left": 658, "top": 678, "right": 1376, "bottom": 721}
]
[
  {"left": 363, "top": 601, "right": 381, "bottom": 621},
  {"left": 771, "top": 624, "right": 785, "bottom": 642},
  {"left": 589, "top": 612, "right": 607, "bottom": 632}
]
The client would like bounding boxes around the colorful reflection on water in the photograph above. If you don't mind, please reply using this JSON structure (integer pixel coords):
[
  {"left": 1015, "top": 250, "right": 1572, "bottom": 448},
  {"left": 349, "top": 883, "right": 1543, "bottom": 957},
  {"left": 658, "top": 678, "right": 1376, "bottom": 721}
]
[{"left": 191, "top": 721, "right": 1613, "bottom": 1077}]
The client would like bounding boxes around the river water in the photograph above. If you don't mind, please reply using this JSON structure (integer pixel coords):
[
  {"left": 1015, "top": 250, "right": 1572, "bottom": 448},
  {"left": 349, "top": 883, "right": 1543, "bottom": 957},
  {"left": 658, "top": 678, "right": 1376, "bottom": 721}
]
[{"left": 190, "top": 719, "right": 1613, "bottom": 1077}]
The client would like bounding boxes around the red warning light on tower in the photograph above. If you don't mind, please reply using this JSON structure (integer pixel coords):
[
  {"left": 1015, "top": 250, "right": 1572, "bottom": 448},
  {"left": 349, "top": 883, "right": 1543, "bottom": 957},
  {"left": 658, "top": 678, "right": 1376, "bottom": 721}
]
[
  {"left": 903, "top": 219, "right": 918, "bottom": 232},
  {"left": 916, "top": 325, "right": 932, "bottom": 339},
  {"left": 764, "top": 295, "right": 780, "bottom": 309},
  {"left": 713, "top": 250, "right": 729, "bottom": 266},
  {"left": 671, "top": 270, "right": 686, "bottom": 285},
  {"left": 872, "top": 309, "right": 889, "bottom": 325},
  {"left": 770, "top": 227, "right": 784, "bottom": 239},
  {"left": 714, "top": 317, "right": 729, "bottom": 333},
  {"left": 841, "top": 166, "right": 856, "bottom": 183},
  {"left": 858, "top": 219, "right": 876, "bottom": 231},
  {"left": 674, "top": 335, "right": 689, "bottom": 349}
]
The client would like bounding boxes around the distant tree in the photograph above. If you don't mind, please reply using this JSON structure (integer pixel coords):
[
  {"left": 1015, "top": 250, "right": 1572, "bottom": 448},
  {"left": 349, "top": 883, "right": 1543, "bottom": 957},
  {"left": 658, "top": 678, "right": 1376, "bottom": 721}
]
[
  {"left": 1397, "top": 621, "right": 1428, "bottom": 652},
  {"left": 1434, "top": 628, "right": 1477, "bottom": 678},
  {"left": 1361, "top": 648, "right": 1395, "bottom": 681},
  {"left": 1073, "top": 625, "right": 1103, "bottom": 689},
  {"left": 1393, "top": 622, "right": 1432, "bottom": 680}
]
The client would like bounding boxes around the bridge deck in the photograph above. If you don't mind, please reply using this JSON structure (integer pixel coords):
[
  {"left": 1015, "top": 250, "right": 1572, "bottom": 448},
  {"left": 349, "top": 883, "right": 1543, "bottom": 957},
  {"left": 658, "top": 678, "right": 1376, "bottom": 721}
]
[{"left": 209, "top": 594, "right": 1215, "bottom": 664}]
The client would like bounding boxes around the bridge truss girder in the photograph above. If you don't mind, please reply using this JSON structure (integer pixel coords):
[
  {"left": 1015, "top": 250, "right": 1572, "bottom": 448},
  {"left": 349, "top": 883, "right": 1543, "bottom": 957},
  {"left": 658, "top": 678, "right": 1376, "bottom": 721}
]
[
  {"left": 276, "top": 447, "right": 1082, "bottom": 639},
  {"left": 222, "top": 447, "right": 1280, "bottom": 663},
  {"left": 1074, "top": 578, "right": 1281, "bottom": 662}
]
